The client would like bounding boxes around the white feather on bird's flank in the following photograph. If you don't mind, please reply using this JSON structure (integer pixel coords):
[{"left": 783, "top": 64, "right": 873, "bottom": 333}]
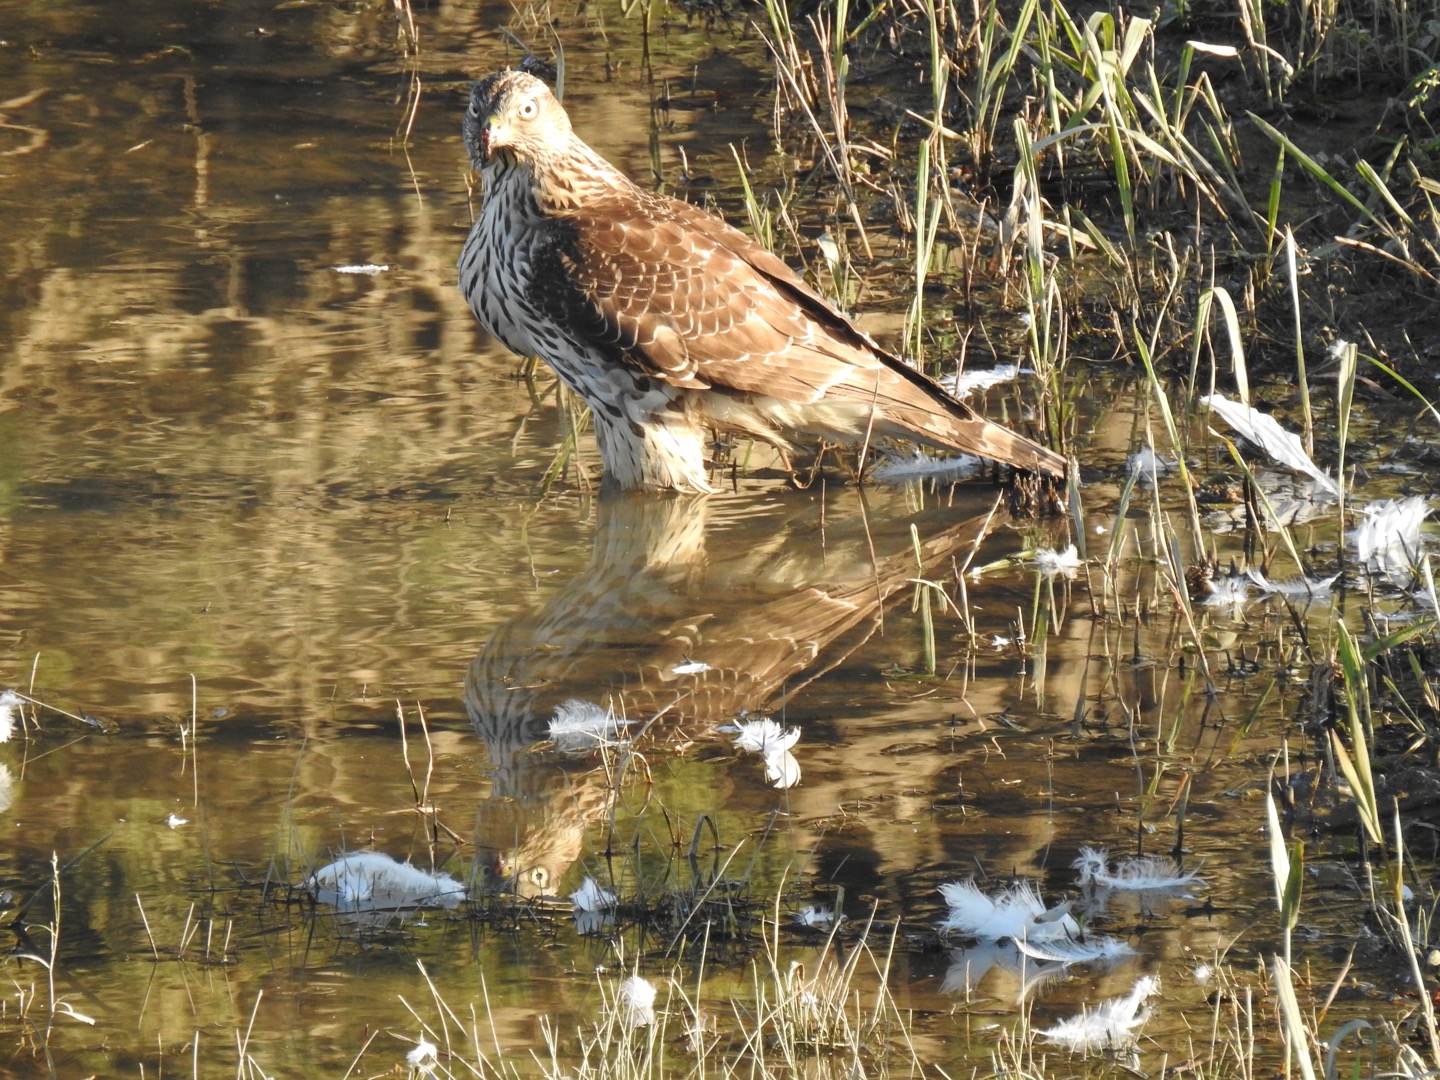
[
  {"left": 1039, "top": 974, "right": 1160, "bottom": 1052},
  {"left": 1013, "top": 934, "right": 1136, "bottom": 965},
  {"left": 1200, "top": 394, "right": 1339, "bottom": 495},
  {"left": 569, "top": 875, "right": 618, "bottom": 913},
  {"left": 1033, "top": 544, "right": 1081, "bottom": 578},
  {"left": 617, "top": 975, "right": 657, "bottom": 1028},
  {"left": 1073, "top": 846, "right": 1206, "bottom": 891},
  {"left": 870, "top": 451, "right": 985, "bottom": 485},
  {"left": 1350, "top": 496, "right": 1431, "bottom": 576},
  {"left": 938, "top": 879, "right": 1079, "bottom": 942},
  {"left": 0, "top": 690, "right": 23, "bottom": 743},
  {"left": 942, "top": 363, "right": 1024, "bottom": 399},
  {"left": 549, "top": 699, "right": 632, "bottom": 751},
  {"left": 671, "top": 659, "right": 712, "bottom": 675},
  {"left": 305, "top": 852, "right": 466, "bottom": 913}
]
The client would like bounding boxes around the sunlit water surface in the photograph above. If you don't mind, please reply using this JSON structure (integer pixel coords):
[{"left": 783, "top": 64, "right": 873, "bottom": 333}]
[{"left": 0, "top": 1, "right": 1415, "bottom": 1075}]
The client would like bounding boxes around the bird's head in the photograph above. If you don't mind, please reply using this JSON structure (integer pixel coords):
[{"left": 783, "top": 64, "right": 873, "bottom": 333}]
[{"left": 463, "top": 70, "right": 571, "bottom": 170}]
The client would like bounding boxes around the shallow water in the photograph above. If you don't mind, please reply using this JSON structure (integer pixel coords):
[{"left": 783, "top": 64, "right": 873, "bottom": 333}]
[{"left": 0, "top": 1, "right": 1415, "bottom": 1076}]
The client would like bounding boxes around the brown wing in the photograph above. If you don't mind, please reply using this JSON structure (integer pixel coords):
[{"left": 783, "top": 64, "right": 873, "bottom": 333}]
[
  {"left": 533, "top": 188, "right": 1066, "bottom": 477},
  {"left": 535, "top": 189, "right": 901, "bottom": 397}
]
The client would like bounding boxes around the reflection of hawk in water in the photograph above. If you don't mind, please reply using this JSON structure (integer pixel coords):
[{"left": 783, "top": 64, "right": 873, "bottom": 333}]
[
  {"left": 457, "top": 70, "right": 1067, "bottom": 493},
  {"left": 464, "top": 491, "right": 1009, "bottom": 895}
]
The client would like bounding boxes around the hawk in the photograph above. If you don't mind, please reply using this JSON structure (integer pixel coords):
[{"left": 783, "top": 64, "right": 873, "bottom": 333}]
[{"left": 458, "top": 70, "right": 1067, "bottom": 493}]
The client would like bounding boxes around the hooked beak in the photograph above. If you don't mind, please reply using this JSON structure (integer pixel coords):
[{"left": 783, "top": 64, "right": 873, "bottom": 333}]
[{"left": 479, "top": 118, "right": 503, "bottom": 162}]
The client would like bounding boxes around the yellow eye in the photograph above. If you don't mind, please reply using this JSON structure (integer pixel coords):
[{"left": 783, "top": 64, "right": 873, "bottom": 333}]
[{"left": 518, "top": 99, "right": 538, "bottom": 120}]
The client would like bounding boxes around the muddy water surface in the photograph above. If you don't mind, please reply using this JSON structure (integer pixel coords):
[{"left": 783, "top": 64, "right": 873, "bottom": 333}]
[{"left": 0, "top": 1, "right": 1393, "bottom": 1076}]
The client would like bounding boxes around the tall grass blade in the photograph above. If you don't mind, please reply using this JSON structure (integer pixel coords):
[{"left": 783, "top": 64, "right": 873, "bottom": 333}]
[
  {"left": 1390, "top": 807, "right": 1440, "bottom": 1069},
  {"left": 1284, "top": 231, "right": 1313, "bottom": 455},
  {"left": 1333, "top": 623, "right": 1382, "bottom": 844},
  {"left": 1335, "top": 339, "right": 1356, "bottom": 518},
  {"left": 1272, "top": 955, "right": 1320, "bottom": 1080}
]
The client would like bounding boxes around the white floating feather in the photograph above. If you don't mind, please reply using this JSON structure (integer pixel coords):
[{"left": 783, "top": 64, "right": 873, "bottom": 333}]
[
  {"left": 1039, "top": 974, "right": 1160, "bottom": 1051},
  {"left": 1350, "top": 496, "right": 1430, "bottom": 575},
  {"left": 1200, "top": 394, "right": 1338, "bottom": 495},
  {"left": 0, "top": 690, "right": 22, "bottom": 744},
  {"left": 1188, "top": 40, "right": 1241, "bottom": 57},
  {"left": 305, "top": 852, "right": 466, "bottom": 913},
  {"left": 569, "top": 875, "right": 618, "bottom": 913},
  {"left": 406, "top": 1038, "right": 438, "bottom": 1076},
  {"left": 549, "top": 699, "right": 631, "bottom": 750},
  {"left": 1073, "top": 846, "right": 1206, "bottom": 891},
  {"left": 795, "top": 904, "right": 834, "bottom": 928},
  {"left": 943, "top": 363, "right": 1024, "bottom": 399},
  {"left": 1033, "top": 544, "right": 1081, "bottom": 577},
  {"left": 1245, "top": 569, "right": 1339, "bottom": 599},
  {"left": 1128, "top": 444, "right": 1175, "bottom": 488},
  {"left": 618, "top": 975, "right": 657, "bottom": 1028},
  {"left": 870, "top": 451, "right": 986, "bottom": 485},
  {"left": 733, "top": 718, "right": 800, "bottom": 755},
  {"left": 938, "top": 880, "right": 1079, "bottom": 942},
  {"left": 1014, "top": 934, "right": 1136, "bottom": 965},
  {"left": 1072, "top": 846, "right": 1108, "bottom": 883},
  {"left": 763, "top": 748, "right": 802, "bottom": 788},
  {"left": 1201, "top": 572, "right": 1251, "bottom": 608}
]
